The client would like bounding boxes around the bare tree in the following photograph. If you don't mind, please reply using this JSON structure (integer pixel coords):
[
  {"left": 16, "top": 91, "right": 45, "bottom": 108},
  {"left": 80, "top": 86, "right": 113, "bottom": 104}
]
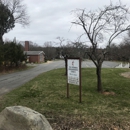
[
  {"left": 0, "top": 0, "right": 29, "bottom": 44},
  {"left": 3, "top": 0, "right": 29, "bottom": 25},
  {"left": 72, "top": 2, "right": 130, "bottom": 92},
  {"left": 56, "top": 37, "right": 69, "bottom": 75},
  {"left": 43, "top": 41, "right": 56, "bottom": 60},
  {"left": 70, "top": 41, "right": 88, "bottom": 59},
  {"left": 120, "top": 30, "right": 130, "bottom": 61}
]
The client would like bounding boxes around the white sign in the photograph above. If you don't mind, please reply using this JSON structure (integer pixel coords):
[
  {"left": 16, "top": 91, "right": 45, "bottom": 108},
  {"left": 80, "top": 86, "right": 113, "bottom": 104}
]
[{"left": 67, "top": 59, "right": 80, "bottom": 85}]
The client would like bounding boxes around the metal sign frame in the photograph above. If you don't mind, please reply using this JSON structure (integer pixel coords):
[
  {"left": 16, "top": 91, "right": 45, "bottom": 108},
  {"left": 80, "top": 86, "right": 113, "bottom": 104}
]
[{"left": 67, "top": 58, "right": 82, "bottom": 103}]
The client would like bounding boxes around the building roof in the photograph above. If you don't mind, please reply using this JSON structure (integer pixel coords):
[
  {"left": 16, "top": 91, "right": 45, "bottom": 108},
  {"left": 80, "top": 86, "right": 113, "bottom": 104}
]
[{"left": 24, "top": 51, "right": 45, "bottom": 56}]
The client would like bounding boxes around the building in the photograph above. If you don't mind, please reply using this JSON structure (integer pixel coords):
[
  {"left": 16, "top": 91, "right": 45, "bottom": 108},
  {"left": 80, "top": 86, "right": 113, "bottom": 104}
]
[{"left": 24, "top": 41, "right": 45, "bottom": 63}]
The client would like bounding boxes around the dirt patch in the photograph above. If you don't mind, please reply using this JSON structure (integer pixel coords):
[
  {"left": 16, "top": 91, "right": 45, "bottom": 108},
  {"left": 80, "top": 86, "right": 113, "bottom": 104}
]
[
  {"left": 46, "top": 61, "right": 53, "bottom": 63},
  {"left": 121, "top": 72, "right": 130, "bottom": 78},
  {"left": 102, "top": 91, "right": 115, "bottom": 96}
]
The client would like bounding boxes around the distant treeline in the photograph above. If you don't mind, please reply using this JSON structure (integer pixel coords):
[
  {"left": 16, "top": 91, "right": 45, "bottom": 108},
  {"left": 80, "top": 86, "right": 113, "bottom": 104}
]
[
  {"left": 0, "top": 38, "right": 129, "bottom": 69},
  {"left": 22, "top": 40, "right": 130, "bottom": 62}
]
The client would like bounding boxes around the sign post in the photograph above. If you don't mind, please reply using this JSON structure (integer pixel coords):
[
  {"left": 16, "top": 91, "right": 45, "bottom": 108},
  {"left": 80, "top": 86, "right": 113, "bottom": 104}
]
[{"left": 67, "top": 58, "right": 82, "bottom": 103}]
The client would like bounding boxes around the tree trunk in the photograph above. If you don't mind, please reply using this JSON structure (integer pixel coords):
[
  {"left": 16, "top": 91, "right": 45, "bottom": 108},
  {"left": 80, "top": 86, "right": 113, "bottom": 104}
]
[
  {"left": 0, "top": 35, "right": 4, "bottom": 45},
  {"left": 64, "top": 56, "right": 67, "bottom": 76},
  {"left": 96, "top": 65, "right": 103, "bottom": 92},
  {"left": 64, "top": 55, "right": 68, "bottom": 76}
]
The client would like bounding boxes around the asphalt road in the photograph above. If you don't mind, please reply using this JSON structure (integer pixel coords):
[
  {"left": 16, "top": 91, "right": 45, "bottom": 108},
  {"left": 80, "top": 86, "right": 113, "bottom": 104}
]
[
  {"left": 85, "top": 61, "right": 120, "bottom": 68},
  {"left": 0, "top": 60, "right": 120, "bottom": 95},
  {"left": 0, "top": 60, "right": 65, "bottom": 95}
]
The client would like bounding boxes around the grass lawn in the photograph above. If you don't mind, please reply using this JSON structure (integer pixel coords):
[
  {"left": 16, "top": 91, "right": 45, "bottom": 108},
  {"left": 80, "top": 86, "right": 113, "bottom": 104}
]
[{"left": 0, "top": 68, "right": 130, "bottom": 130}]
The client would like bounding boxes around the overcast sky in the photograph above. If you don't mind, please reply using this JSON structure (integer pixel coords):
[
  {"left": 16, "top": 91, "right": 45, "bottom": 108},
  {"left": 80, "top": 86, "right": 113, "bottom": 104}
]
[{"left": 3, "top": 0, "right": 130, "bottom": 46}]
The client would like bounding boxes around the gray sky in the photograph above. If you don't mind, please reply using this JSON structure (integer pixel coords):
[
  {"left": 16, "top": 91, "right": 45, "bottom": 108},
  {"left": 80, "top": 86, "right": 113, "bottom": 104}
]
[{"left": 3, "top": 0, "right": 130, "bottom": 46}]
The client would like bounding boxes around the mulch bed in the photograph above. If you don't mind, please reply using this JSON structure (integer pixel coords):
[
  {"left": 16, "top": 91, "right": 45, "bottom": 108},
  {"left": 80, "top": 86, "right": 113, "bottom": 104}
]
[{"left": 48, "top": 115, "right": 130, "bottom": 130}]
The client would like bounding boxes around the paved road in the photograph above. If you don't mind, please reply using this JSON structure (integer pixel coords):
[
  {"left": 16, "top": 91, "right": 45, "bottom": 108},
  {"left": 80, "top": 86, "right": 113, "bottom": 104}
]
[
  {"left": 85, "top": 61, "right": 120, "bottom": 68},
  {"left": 0, "top": 60, "right": 120, "bottom": 95},
  {"left": 0, "top": 60, "right": 65, "bottom": 95}
]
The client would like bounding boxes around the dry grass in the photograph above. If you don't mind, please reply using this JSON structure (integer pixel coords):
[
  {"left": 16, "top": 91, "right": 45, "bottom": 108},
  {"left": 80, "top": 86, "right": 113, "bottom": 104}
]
[{"left": 0, "top": 65, "right": 34, "bottom": 75}]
